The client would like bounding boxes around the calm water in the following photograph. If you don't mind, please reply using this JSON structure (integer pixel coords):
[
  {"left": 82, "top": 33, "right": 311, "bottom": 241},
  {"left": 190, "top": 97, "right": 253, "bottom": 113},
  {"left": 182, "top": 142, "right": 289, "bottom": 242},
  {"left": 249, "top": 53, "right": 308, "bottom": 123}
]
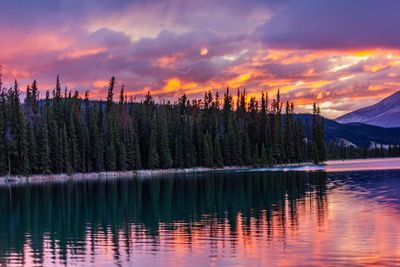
[{"left": 1, "top": 159, "right": 400, "bottom": 266}]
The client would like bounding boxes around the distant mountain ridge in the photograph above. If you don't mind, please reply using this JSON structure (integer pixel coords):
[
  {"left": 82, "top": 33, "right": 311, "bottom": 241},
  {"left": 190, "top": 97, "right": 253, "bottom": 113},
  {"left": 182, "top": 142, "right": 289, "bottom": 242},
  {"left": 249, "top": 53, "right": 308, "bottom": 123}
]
[
  {"left": 296, "top": 114, "right": 400, "bottom": 147},
  {"left": 336, "top": 91, "right": 400, "bottom": 128}
]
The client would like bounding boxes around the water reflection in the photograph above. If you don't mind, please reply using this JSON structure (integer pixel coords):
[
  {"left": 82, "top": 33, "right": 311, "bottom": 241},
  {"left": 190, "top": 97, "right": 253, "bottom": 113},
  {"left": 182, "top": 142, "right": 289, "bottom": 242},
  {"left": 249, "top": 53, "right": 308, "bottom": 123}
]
[
  {"left": 0, "top": 171, "right": 399, "bottom": 266},
  {"left": 329, "top": 170, "right": 400, "bottom": 208}
]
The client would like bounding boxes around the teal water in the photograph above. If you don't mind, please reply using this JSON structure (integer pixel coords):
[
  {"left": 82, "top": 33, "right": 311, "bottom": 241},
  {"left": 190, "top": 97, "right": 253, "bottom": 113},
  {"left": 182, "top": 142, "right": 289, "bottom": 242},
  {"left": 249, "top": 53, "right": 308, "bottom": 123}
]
[{"left": 0, "top": 166, "right": 400, "bottom": 266}]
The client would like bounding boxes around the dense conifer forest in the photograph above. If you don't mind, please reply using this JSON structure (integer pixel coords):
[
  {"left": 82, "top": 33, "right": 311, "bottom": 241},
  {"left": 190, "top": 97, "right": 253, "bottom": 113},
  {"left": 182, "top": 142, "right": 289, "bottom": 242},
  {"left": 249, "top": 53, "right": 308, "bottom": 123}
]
[{"left": 0, "top": 76, "right": 326, "bottom": 176}]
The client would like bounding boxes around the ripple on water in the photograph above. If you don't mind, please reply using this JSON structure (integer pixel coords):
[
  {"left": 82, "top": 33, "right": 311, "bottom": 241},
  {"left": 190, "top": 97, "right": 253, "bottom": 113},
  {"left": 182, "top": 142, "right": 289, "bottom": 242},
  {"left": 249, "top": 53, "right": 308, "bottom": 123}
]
[{"left": 0, "top": 168, "right": 399, "bottom": 266}]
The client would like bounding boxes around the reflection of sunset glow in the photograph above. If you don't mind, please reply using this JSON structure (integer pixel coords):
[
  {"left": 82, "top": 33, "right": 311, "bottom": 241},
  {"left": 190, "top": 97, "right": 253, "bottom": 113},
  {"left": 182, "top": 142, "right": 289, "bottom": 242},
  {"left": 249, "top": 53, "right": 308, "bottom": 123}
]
[
  {"left": 9, "top": 185, "right": 400, "bottom": 266},
  {"left": 1, "top": 170, "right": 400, "bottom": 266}
]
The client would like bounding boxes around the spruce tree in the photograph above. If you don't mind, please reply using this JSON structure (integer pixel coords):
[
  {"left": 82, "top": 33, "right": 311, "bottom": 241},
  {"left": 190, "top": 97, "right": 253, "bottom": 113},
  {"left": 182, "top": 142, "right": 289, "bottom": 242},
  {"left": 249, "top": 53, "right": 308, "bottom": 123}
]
[
  {"left": 174, "top": 136, "right": 184, "bottom": 168},
  {"left": 68, "top": 111, "right": 79, "bottom": 172},
  {"left": 202, "top": 132, "right": 212, "bottom": 167},
  {"left": 11, "top": 81, "right": 30, "bottom": 175},
  {"left": 0, "top": 75, "right": 320, "bottom": 175},
  {"left": 62, "top": 124, "right": 73, "bottom": 174},
  {"left": 242, "top": 133, "right": 251, "bottom": 165},
  {"left": 213, "top": 134, "right": 223, "bottom": 167},
  {"left": 312, "top": 103, "right": 326, "bottom": 163},
  {"left": 260, "top": 143, "right": 267, "bottom": 165},
  {"left": 0, "top": 94, "right": 6, "bottom": 175},
  {"left": 158, "top": 109, "right": 173, "bottom": 169},
  {"left": 117, "top": 141, "right": 127, "bottom": 171},
  {"left": 27, "top": 122, "right": 39, "bottom": 174},
  {"left": 147, "top": 114, "right": 159, "bottom": 169},
  {"left": 38, "top": 120, "right": 51, "bottom": 174},
  {"left": 252, "top": 144, "right": 260, "bottom": 165}
]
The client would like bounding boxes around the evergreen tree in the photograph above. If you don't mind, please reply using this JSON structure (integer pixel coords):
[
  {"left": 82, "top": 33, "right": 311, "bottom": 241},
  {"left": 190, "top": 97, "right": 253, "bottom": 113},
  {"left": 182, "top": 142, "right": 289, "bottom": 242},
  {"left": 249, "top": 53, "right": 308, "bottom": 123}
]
[
  {"left": 242, "top": 133, "right": 251, "bottom": 165},
  {"left": 213, "top": 134, "right": 223, "bottom": 167},
  {"left": 38, "top": 120, "right": 51, "bottom": 174},
  {"left": 260, "top": 143, "right": 267, "bottom": 165},
  {"left": 0, "top": 75, "right": 335, "bottom": 175},
  {"left": 158, "top": 109, "right": 173, "bottom": 169},
  {"left": 202, "top": 132, "right": 212, "bottom": 167},
  {"left": 45, "top": 91, "right": 63, "bottom": 173},
  {"left": 312, "top": 103, "right": 326, "bottom": 163},
  {"left": 62, "top": 124, "right": 73, "bottom": 174},
  {"left": 125, "top": 123, "right": 141, "bottom": 170},
  {"left": 252, "top": 144, "right": 260, "bottom": 165},
  {"left": 7, "top": 80, "right": 30, "bottom": 175},
  {"left": 147, "top": 114, "right": 159, "bottom": 169},
  {"left": 0, "top": 92, "right": 6, "bottom": 174},
  {"left": 117, "top": 141, "right": 127, "bottom": 171},
  {"left": 26, "top": 122, "right": 39, "bottom": 174}
]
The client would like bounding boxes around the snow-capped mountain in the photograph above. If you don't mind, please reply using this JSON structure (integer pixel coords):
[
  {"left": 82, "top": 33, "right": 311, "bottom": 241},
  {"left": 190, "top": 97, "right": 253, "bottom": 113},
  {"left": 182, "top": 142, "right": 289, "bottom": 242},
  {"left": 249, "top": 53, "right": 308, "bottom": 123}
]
[{"left": 336, "top": 91, "right": 400, "bottom": 128}]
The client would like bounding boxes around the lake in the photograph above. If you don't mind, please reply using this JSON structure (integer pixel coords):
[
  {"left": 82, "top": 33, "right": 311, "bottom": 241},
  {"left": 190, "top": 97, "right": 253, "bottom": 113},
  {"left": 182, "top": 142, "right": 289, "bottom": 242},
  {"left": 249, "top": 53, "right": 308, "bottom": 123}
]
[{"left": 0, "top": 158, "right": 400, "bottom": 266}]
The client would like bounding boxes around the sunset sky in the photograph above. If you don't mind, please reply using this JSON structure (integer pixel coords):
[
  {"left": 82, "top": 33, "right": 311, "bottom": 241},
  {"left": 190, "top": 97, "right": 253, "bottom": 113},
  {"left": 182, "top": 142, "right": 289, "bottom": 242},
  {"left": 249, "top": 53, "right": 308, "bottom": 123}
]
[{"left": 1, "top": 0, "right": 400, "bottom": 118}]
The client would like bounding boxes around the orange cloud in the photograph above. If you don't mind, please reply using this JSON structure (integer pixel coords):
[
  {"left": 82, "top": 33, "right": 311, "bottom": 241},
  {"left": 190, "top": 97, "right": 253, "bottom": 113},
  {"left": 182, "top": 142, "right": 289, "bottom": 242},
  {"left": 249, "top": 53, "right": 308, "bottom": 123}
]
[
  {"left": 60, "top": 47, "right": 106, "bottom": 60},
  {"left": 200, "top": 47, "right": 209, "bottom": 56},
  {"left": 93, "top": 80, "right": 110, "bottom": 88},
  {"left": 363, "top": 64, "right": 387, "bottom": 73},
  {"left": 157, "top": 53, "right": 184, "bottom": 68},
  {"left": 368, "top": 85, "right": 384, "bottom": 91}
]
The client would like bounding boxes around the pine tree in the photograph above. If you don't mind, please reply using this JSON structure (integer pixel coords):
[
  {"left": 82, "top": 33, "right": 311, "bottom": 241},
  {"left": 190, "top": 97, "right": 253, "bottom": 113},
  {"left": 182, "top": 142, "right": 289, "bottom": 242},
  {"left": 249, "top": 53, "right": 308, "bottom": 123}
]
[
  {"left": 213, "top": 134, "right": 223, "bottom": 167},
  {"left": 0, "top": 75, "right": 322, "bottom": 175},
  {"left": 283, "top": 101, "right": 294, "bottom": 163},
  {"left": 117, "top": 141, "right": 127, "bottom": 171},
  {"left": 312, "top": 103, "right": 326, "bottom": 163},
  {"left": 38, "top": 120, "right": 51, "bottom": 174},
  {"left": 147, "top": 114, "right": 159, "bottom": 169},
  {"left": 92, "top": 103, "right": 105, "bottom": 171},
  {"left": 271, "top": 91, "right": 283, "bottom": 164},
  {"left": 0, "top": 92, "right": 6, "bottom": 175},
  {"left": 260, "top": 143, "right": 267, "bottom": 165},
  {"left": 202, "top": 132, "right": 212, "bottom": 167},
  {"left": 27, "top": 122, "right": 39, "bottom": 174},
  {"left": 158, "top": 109, "right": 173, "bottom": 169},
  {"left": 10, "top": 81, "right": 30, "bottom": 175},
  {"left": 68, "top": 111, "right": 79, "bottom": 172},
  {"left": 174, "top": 136, "right": 184, "bottom": 168},
  {"left": 252, "top": 144, "right": 260, "bottom": 165},
  {"left": 242, "top": 133, "right": 251, "bottom": 165},
  {"left": 62, "top": 124, "right": 73, "bottom": 174},
  {"left": 106, "top": 76, "right": 115, "bottom": 112},
  {"left": 104, "top": 78, "right": 117, "bottom": 171},
  {"left": 125, "top": 123, "right": 141, "bottom": 170},
  {"left": 105, "top": 132, "right": 117, "bottom": 171}
]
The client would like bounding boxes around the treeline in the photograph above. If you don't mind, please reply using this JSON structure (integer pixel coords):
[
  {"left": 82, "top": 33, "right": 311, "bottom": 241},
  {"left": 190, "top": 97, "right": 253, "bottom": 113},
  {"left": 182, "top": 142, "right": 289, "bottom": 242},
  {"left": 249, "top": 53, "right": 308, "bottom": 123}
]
[
  {"left": 327, "top": 142, "right": 400, "bottom": 160},
  {"left": 0, "top": 76, "right": 325, "bottom": 176}
]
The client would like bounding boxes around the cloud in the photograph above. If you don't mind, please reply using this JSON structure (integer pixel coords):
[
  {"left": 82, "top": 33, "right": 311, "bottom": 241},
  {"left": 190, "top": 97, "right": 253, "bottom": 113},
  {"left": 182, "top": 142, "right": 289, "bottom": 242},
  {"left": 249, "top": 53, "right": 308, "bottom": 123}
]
[
  {"left": 257, "top": 0, "right": 400, "bottom": 49},
  {"left": 0, "top": 0, "right": 400, "bottom": 118}
]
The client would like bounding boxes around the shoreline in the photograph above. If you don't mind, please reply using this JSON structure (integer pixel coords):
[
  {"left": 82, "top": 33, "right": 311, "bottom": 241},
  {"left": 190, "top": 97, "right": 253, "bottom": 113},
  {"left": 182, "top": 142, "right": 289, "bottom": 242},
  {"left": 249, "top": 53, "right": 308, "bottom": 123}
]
[{"left": 0, "top": 162, "right": 316, "bottom": 186}]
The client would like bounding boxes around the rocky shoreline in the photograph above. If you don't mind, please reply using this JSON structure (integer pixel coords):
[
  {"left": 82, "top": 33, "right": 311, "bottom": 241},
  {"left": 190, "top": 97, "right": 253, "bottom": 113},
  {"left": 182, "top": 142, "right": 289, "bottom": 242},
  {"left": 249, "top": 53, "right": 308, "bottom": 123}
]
[{"left": 0, "top": 162, "right": 316, "bottom": 186}]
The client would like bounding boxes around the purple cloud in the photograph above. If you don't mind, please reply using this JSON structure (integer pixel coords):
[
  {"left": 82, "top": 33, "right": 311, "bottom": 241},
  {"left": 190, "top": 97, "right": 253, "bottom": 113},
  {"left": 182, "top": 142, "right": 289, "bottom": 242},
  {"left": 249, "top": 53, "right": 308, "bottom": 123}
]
[{"left": 258, "top": 0, "right": 400, "bottom": 49}]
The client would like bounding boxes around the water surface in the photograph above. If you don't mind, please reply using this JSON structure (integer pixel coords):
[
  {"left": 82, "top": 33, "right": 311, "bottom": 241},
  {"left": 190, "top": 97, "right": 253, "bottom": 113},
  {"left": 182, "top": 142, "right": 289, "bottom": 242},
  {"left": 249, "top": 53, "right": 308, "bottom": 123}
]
[{"left": 0, "top": 160, "right": 400, "bottom": 266}]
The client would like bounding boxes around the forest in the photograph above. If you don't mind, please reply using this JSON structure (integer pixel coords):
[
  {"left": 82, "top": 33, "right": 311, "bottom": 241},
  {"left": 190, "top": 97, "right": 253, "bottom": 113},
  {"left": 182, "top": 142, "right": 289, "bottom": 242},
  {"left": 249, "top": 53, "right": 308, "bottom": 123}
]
[{"left": 0, "top": 76, "right": 326, "bottom": 176}]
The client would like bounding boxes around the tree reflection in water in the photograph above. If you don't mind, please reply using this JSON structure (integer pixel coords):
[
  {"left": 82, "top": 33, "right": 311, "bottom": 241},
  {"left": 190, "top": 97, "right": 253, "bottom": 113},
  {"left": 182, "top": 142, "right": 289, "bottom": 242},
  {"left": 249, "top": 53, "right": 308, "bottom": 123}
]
[{"left": 0, "top": 171, "right": 328, "bottom": 266}]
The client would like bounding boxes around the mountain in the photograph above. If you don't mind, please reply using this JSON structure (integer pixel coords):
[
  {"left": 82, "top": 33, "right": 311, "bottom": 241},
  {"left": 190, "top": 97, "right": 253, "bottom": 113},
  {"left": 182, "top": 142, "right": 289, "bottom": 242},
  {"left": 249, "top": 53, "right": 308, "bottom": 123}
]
[
  {"left": 336, "top": 91, "right": 400, "bottom": 128},
  {"left": 296, "top": 114, "right": 400, "bottom": 147}
]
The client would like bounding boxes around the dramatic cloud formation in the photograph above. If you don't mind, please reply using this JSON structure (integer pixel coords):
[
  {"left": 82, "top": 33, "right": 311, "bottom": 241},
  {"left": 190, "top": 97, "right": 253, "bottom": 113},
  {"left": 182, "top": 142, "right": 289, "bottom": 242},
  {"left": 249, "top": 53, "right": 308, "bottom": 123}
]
[
  {"left": 0, "top": 0, "right": 399, "bottom": 117},
  {"left": 258, "top": 0, "right": 400, "bottom": 49}
]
